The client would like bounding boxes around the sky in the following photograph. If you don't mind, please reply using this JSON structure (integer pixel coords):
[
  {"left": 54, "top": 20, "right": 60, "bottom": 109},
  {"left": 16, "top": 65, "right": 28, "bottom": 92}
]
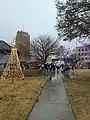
[
  {"left": 0, "top": 0, "right": 80, "bottom": 49},
  {"left": 0, "top": 0, "right": 58, "bottom": 43}
]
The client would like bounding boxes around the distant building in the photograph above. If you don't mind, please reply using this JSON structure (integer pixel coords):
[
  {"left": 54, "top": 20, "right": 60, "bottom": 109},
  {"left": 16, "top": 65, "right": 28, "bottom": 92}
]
[
  {"left": 75, "top": 45, "right": 90, "bottom": 68},
  {"left": 0, "top": 40, "right": 11, "bottom": 70},
  {"left": 47, "top": 55, "right": 58, "bottom": 63},
  {"left": 16, "top": 30, "right": 31, "bottom": 61},
  {"left": 0, "top": 40, "right": 11, "bottom": 53}
]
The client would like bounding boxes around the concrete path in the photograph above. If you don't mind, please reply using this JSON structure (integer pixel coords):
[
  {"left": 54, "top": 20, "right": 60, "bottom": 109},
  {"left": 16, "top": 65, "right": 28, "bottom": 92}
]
[{"left": 27, "top": 71, "right": 75, "bottom": 120}]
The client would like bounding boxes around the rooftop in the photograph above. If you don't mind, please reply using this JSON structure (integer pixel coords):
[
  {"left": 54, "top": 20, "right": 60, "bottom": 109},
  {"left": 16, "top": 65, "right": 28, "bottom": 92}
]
[
  {"left": 17, "top": 30, "right": 30, "bottom": 36},
  {"left": 76, "top": 44, "right": 90, "bottom": 49},
  {"left": 0, "top": 40, "right": 11, "bottom": 50},
  {"left": 0, "top": 54, "right": 9, "bottom": 65}
]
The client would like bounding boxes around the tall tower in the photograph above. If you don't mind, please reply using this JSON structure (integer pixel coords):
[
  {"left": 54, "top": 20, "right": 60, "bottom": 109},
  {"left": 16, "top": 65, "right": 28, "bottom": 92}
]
[{"left": 16, "top": 30, "right": 31, "bottom": 61}]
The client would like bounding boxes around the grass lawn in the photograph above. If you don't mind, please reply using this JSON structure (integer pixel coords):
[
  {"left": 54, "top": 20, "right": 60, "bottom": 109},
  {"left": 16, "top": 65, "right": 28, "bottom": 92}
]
[
  {"left": 64, "top": 69, "right": 90, "bottom": 120},
  {"left": 0, "top": 76, "right": 46, "bottom": 120}
]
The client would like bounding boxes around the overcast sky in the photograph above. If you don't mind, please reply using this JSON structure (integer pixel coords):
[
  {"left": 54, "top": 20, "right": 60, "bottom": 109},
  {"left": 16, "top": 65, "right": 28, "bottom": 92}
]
[
  {"left": 0, "top": 0, "right": 78, "bottom": 49},
  {"left": 0, "top": 0, "right": 58, "bottom": 43}
]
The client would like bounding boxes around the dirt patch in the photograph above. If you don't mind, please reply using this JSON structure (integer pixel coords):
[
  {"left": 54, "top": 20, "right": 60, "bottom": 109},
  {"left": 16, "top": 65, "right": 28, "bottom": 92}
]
[
  {"left": 64, "top": 70, "right": 90, "bottom": 120},
  {"left": 0, "top": 76, "right": 46, "bottom": 120}
]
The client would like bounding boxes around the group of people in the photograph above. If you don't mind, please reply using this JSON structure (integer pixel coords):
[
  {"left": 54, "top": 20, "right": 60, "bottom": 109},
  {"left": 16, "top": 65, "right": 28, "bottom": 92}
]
[
  {"left": 44, "top": 62, "right": 60, "bottom": 73},
  {"left": 44, "top": 61, "right": 74, "bottom": 79},
  {"left": 61, "top": 63, "right": 74, "bottom": 78}
]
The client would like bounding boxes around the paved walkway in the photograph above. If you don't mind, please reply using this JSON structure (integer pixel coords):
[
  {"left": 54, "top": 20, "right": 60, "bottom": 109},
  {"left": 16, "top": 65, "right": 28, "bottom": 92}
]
[{"left": 27, "top": 71, "right": 75, "bottom": 120}]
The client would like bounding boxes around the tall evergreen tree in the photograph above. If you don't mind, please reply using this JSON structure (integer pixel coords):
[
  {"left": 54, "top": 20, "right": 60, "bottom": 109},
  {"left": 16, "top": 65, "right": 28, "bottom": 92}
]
[{"left": 55, "top": 0, "right": 90, "bottom": 41}]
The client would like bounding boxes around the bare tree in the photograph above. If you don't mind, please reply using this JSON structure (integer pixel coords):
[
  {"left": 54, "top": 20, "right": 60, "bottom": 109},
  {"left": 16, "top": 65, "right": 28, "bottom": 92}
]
[
  {"left": 56, "top": 45, "right": 70, "bottom": 58},
  {"left": 31, "top": 34, "right": 58, "bottom": 63}
]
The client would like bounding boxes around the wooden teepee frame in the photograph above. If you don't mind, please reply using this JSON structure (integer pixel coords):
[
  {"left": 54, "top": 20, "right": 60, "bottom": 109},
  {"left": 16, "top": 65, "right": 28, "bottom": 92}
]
[{"left": 1, "top": 48, "right": 24, "bottom": 82}]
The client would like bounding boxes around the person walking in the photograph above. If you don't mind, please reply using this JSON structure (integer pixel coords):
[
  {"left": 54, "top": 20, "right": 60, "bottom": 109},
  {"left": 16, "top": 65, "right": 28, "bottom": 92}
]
[
  {"left": 44, "top": 63, "right": 49, "bottom": 74},
  {"left": 56, "top": 62, "right": 60, "bottom": 74}
]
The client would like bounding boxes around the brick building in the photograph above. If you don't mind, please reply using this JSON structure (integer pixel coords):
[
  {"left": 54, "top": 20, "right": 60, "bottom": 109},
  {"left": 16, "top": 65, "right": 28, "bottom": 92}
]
[
  {"left": 75, "top": 45, "right": 90, "bottom": 68},
  {"left": 16, "top": 30, "right": 31, "bottom": 61}
]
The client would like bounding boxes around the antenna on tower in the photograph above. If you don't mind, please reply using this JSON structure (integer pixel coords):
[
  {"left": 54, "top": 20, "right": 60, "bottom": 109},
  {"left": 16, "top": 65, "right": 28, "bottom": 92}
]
[{"left": 23, "top": 24, "right": 24, "bottom": 31}]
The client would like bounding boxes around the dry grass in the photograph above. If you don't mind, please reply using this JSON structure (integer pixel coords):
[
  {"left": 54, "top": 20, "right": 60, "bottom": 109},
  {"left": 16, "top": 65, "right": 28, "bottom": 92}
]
[
  {"left": 0, "top": 76, "right": 46, "bottom": 120},
  {"left": 64, "top": 69, "right": 90, "bottom": 120}
]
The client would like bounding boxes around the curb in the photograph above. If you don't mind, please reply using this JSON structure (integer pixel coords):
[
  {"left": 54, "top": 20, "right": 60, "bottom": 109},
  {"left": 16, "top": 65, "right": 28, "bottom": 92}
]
[
  {"left": 63, "top": 79, "right": 76, "bottom": 120},
  {"left": 25, "top": 76, "right": 49, "bottom": 120}
]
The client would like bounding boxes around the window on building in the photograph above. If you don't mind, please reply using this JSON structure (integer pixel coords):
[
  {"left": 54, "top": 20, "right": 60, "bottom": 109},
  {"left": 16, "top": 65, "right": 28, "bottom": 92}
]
[
  {"left": 82, "top": 53, "right": 84, "bottom": 56},
  {"left": 82, "top": 58, "right": 84, "bottom": 60},
  {"left": 85, "top": 48, "right": 87, "bottom": 51},
  {"left": 79, "top": 49, "right": 80, "bottom": 52},
  {"left": 82, "top": 49, "right": 84, "bottom": 51},
  {"left": 86, "top": 57, "right": 88, "bottom": 60},
  {"left": 85, "top": 53, "right": 87, "bottom": 56},
  {"left": 79, "top": 53, "right": 80, "bottom": 56},
  {"left": 79, "top": 63, "right": 81, "bottom": 65}
]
